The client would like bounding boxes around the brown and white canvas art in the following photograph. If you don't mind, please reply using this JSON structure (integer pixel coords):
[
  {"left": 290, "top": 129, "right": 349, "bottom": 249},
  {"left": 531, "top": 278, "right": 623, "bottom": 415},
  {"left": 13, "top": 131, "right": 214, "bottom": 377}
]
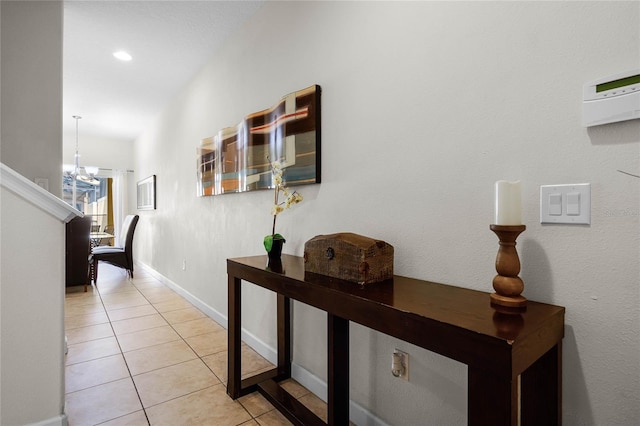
[{"left": 197, "top": 85, "right": 321, "bottom": 196}]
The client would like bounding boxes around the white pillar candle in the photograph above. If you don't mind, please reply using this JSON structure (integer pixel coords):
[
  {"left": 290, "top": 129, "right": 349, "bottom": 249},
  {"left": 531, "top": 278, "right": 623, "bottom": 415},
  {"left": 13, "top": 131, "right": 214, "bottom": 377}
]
[{"left": 495, "top": 180, "right": 522, "bottom": 225}]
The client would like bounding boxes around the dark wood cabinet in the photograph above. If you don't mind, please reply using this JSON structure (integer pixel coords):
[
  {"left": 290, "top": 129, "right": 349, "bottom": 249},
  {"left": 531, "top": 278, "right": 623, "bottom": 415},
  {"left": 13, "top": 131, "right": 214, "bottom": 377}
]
[
  {"left": 227, "top": 254, "right": 565, "bottom": 426},
  {"left": 65, "top": 216, "right": 91, "bottom": 286}
]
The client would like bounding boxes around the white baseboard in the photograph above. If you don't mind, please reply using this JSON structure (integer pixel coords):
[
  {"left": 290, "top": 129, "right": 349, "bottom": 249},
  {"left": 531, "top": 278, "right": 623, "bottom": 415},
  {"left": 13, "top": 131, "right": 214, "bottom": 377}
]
[
  {"left": 290, "top": 363, "right": 390, "bottom": 426},
  {"left": 26, "top": 413, "right": 68, "bottom": 426},
  {"left": 136, "top": 261, "right": 228, "bottom": 329},
  {"left": 136, "top": 262, "right": 387, "bottom": 426}
]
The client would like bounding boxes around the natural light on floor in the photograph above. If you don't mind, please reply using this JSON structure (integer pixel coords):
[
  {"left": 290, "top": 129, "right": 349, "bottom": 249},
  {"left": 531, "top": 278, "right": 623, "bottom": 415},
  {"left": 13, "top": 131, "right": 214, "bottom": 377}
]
[{"left": 64, "top": 263, "right": 334, "bottom": 425}]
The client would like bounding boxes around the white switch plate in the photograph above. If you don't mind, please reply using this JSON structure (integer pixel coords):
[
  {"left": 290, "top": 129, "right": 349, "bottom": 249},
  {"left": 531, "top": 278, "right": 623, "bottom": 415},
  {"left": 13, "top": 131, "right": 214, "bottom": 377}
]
[{"left": 540, "top": 184, "right": 591, "bottom": 224}]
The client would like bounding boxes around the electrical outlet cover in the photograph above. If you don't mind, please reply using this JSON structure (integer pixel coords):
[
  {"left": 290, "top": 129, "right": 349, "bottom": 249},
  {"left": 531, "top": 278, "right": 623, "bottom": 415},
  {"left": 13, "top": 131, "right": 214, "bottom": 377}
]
[{"left": 392, "top": 349, "right": 409, "bottom": 381}]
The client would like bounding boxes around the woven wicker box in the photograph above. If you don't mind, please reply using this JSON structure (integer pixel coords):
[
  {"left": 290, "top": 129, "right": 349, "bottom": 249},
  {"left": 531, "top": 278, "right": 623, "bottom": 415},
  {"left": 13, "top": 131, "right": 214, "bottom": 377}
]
[{"left": 304, "top": 233, "right": 394, "bottom": 284}]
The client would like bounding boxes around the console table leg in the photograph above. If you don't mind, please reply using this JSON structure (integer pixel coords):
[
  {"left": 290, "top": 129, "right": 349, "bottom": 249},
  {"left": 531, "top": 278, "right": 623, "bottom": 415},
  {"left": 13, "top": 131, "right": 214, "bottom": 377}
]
[
  {"left": 328, "top": 314, "right": 349, "bottom": 425},
  {"left": 227, "top": 275, "right": 242, "bottom": 399},
  {"left": 277, "top": 294, "right": 291, "bottom": 378},
  {"left": 521, "top": 343, "right": 562, "bottom": 425},
  {"left": 468, "top": 368, "right": 517, "bottom": 426}
]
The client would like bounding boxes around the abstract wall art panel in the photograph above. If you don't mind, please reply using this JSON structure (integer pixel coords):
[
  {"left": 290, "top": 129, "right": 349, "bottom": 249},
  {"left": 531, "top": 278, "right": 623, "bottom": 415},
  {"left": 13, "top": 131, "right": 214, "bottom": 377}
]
[{"left": 197, "top": 85, "right": 321, "bottom": 196}]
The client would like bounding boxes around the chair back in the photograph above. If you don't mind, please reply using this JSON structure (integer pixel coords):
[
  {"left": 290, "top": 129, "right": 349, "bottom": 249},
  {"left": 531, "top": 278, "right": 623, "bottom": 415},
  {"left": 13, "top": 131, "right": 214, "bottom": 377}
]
[
  {"left": 124, "top": 215, "right": 140, "bottom": 276},
  {"left": 120, "top": 215, "right": 139, "bottom": 269},
  {"left": 119, "top": 215, "right": 138, "bottom": 247}
]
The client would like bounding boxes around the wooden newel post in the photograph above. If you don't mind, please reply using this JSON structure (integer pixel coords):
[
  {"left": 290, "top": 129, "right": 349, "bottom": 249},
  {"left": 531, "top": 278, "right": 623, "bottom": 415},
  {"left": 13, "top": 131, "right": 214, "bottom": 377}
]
[{"left": 490, "top": 224, "right": 527, "bottom": 309}]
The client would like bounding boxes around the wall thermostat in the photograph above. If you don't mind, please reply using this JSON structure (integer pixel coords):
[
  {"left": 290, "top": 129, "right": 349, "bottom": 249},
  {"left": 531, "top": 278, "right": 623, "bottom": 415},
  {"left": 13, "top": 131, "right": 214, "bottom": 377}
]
[{"left": 582, "top": 69, "right": 640, "bottom": 127}]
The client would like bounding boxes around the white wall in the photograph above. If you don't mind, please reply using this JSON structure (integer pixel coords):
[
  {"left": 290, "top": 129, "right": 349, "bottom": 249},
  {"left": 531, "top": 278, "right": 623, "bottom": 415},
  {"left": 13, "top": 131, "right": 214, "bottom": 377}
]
[
  {"left": 134, "top": 2, "right": 640, "bottom": 425},
  {"left": 0, "top": 2, "right": 69, "bottom": 425},
  {"left": 0, "top": 0, "right": 64, "bottom": 197},
  {"left": 62, "top": 131, "right": 134, "bottom": 173},
  {"left": 1, "top": 185, "right": 68, "bottom": 426}
]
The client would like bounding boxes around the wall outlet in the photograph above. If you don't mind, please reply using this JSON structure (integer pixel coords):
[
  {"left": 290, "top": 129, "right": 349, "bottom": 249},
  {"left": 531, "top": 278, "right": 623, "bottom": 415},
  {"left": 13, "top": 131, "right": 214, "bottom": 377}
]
[{"left": 392, "top": 349, "right": 409, "bottom": 381}]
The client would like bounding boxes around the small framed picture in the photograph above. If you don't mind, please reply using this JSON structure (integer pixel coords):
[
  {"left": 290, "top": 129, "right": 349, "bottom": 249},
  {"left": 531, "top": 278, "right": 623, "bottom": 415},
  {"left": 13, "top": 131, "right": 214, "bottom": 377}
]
[{"left": 137, "top": 175, "right": 156, "bottom": 210}]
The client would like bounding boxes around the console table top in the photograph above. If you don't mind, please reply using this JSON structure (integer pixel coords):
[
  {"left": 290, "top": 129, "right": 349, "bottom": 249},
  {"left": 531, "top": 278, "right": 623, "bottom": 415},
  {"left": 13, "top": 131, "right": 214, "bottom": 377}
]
[{"left": 228, "top": 254, "right": 565, "bottom": 377}]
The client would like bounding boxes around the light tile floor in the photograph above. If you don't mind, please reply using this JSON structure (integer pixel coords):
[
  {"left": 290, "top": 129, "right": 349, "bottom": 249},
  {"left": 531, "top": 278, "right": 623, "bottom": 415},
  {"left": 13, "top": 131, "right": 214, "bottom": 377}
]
[{"left": 65, "top": 263, "right": 329, "bottom": 426}]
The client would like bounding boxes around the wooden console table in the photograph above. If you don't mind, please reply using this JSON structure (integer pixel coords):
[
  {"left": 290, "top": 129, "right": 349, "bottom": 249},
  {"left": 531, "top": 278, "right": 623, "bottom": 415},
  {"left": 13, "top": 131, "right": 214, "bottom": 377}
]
[{"left": 227, "top": 255, "right": 564, "bottom": 426}]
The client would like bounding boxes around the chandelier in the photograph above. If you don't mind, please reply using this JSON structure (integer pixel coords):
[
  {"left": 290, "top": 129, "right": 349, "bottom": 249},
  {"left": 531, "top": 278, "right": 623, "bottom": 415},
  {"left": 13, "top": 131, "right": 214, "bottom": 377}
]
[{"left": 65, "top": 115, "right": 99, "bottom": 208}]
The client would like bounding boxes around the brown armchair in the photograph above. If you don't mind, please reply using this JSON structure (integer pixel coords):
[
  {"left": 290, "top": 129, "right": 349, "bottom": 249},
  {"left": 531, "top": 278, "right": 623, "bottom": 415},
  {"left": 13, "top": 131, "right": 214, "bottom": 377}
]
[{"left": 90, "top": 215, "right": 139, "bottom": 283}]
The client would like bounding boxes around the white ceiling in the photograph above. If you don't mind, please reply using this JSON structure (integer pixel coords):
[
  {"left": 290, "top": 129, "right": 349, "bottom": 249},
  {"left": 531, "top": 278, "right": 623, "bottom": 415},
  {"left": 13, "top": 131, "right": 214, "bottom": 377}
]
[{"left": 63, "top": 0, "right": 264, "bottom": 144}]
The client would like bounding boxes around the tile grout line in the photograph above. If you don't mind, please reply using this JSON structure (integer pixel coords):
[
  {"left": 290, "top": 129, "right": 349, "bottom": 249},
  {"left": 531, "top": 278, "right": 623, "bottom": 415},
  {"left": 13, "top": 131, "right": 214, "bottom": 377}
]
[
  {"left": 70, "top": 273, "right": 282, "bottom": 426},
  {"left": 94, "top": 280, "right": 152, "bottom": 426},
  {"left": 130, "top": 278, "right": 258, "bottom": 425}
]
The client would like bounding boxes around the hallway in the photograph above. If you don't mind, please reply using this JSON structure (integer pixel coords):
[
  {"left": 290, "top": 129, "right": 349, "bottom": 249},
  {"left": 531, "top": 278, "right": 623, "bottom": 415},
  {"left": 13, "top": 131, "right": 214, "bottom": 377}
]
[{"left": 64, "top": 263, "right": 326, "bottom": 425}]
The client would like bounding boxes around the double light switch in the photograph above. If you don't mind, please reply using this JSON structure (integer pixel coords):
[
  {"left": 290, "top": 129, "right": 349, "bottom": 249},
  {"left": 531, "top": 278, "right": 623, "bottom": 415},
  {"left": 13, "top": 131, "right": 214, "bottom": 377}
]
[{"left": 540, "top": 184, "right": 591, "bottom": 224}]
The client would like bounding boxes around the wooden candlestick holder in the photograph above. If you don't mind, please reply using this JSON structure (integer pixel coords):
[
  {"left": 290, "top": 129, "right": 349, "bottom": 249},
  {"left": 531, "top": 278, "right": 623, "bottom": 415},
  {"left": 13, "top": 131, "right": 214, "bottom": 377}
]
[{"left": 490, "top": 224, "right": 527, "bottom": 309}]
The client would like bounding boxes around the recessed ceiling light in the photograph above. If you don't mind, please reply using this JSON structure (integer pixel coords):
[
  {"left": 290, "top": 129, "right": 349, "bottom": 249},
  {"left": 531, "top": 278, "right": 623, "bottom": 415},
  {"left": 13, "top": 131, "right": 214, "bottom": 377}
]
[{"left": 113, "top": 51, "right": 132, "bottom": 61}]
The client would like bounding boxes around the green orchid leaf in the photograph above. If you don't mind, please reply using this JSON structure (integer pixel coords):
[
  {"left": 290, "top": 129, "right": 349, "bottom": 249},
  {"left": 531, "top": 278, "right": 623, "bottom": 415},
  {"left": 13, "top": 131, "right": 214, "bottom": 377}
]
[
  {"left": 264, "top": 234, "right": 286, "bottom": 253},
  {"left": 264, "top": 235, "right": 273, "bottom": 252}
]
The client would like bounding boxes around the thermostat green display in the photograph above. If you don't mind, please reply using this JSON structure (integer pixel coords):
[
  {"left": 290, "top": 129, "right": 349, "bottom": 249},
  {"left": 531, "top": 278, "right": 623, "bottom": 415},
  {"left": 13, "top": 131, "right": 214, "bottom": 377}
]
[
  {"left": 583, "top": 69, "right": 640, "bottom": 127},
  {"left": 596, "top": 74, "right": 640, "bottom": 93}
]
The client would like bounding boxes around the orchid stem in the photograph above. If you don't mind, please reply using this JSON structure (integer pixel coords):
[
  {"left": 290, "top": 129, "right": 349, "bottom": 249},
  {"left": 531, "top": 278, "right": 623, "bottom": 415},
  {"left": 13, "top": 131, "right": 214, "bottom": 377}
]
[
  {"left": 272, "top": 215, "right": 276, "bottom": 237},
  {"left": 272, "top": 178, "right": 278, "bottom": 237}
]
